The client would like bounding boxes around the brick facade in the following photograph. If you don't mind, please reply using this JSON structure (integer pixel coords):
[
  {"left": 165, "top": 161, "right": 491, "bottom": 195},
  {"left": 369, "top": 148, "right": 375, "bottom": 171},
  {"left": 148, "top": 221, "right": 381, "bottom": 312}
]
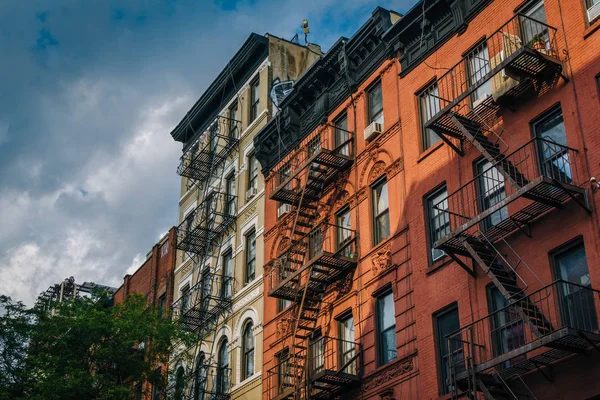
[{"left": 258, "top": 1, "right": 600, "bottom": 399}]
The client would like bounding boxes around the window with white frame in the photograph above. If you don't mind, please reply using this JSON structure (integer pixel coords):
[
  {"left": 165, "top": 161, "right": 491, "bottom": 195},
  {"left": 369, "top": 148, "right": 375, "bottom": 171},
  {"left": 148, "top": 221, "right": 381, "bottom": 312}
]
[
  {"left": 245, "top": 230, "right": 256, "bottom": 284},
  {"left": 242, "top": 321, "right": 255, "bottom": 380}
]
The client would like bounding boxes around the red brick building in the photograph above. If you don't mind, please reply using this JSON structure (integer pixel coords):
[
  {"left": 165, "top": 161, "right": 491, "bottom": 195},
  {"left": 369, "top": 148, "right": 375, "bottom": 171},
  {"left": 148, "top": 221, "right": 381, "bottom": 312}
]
[
  {"left": 113, "top": 227, "right": 177, "bottom": 399},
  {"left": 255, "top": 0, "right": 600, "bottom": 398}
]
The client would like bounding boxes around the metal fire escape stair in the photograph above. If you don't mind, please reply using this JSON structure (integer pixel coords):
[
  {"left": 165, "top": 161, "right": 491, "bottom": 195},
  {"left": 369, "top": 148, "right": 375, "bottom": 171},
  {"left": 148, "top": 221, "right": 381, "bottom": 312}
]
[{"left": 279, "top": 163, "right": 327, "bottom": 400}]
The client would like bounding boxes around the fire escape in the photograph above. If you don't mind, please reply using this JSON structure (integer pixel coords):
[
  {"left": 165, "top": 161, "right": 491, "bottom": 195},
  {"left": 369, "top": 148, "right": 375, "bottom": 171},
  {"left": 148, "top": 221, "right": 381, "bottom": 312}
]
[
  {"left": 265, "top": 128, "right": 361, "bottom": 400},
  {"left": 169, "top": 115, "right": 240, "bottom": 400},
  {"left": 420, "top": 14, "right": 600, "bottom": 398}
]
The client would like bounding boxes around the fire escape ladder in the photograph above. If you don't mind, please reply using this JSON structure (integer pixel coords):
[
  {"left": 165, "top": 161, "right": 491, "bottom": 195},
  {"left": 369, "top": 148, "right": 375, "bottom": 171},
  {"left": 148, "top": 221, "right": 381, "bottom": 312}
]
[
  {"left": 449, "top": 114, "right": 530, "bottom": 191},
  {"left": 462, "top": 236, "right": 553, "bottom": 338},
  {"left": 280, "top": 164, "right": 326, "bottom": 399}
]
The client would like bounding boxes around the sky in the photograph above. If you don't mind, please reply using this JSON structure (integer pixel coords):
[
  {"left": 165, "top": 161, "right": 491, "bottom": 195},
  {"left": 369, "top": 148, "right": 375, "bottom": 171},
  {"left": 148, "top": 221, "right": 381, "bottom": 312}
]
[{"left": 0, "top": 0, "right": 414, "bottom": 306}]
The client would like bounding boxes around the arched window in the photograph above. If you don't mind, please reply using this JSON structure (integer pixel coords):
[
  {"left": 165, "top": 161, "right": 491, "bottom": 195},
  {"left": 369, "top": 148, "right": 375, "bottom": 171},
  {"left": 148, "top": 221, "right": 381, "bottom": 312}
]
[
  {"left": 216, "top": 339, "right": 229, "bottom": 394},
  {"left": 194, "top": 353, "right": 206, "bottom": 400},
  {"left": 242, "top": 321, "right": 255, "bottom": 380},
  {"left": 174, "top": 365, "right": 185, "bottom": 400}
]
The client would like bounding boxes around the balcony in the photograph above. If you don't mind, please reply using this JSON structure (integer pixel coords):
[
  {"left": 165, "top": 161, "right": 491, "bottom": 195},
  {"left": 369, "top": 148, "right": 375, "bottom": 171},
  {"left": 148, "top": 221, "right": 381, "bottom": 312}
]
[
  {"left": 433, "top": 138, "right": 587, "bottom": 255},
  {"left": 308, "top": 336, "right": 362, "bottom": 399},
  {"left": 176, "top": 192, "right": 237, "bottom": 255},
  {"left": 270, "top": 129, "right": 354, "bottom": 205},
  {"left": 267, "top": 222, "right": 358, "bottom": 301},
  {"left": 266, "top": 337, "right": 361, "bottom": 400},
  {"left": 420, "top": 14, "right": 564, "bottom": 153},
  {"left": 177, "top": 115, "right": 240, "bottom": 181},
  {"left": 447, "top": 281, "right": 600, "bottom": 390},
  {"left": 172, "top": 273, "right": 233, "bottom": 336},
  {"left": 168, "top": 365, "right": 231, "bottom": 400}
]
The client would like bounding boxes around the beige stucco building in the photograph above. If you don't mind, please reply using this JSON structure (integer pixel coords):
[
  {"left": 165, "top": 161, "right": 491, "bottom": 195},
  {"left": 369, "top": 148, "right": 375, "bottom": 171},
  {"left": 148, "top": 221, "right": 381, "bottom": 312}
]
[{"left": 167, "top": 33, "right": 320, "bottom": 400}]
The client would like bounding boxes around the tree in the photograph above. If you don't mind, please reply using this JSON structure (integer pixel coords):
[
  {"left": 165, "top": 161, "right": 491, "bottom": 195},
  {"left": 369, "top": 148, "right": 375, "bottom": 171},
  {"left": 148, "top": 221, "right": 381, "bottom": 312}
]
[{"left": 0, "top": 292, "right": 193, "bottom": 400}]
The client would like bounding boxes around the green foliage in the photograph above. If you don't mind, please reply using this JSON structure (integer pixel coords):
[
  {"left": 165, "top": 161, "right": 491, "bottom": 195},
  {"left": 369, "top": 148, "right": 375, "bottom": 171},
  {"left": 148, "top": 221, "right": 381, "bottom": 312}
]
[{"left": 0, "top": 293, "right": 193, "bottom": 400}]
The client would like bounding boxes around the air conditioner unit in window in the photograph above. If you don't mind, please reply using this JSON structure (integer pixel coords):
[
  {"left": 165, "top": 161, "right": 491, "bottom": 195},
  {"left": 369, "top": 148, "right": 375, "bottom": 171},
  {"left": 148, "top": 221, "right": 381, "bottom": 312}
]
[
  {"left": 364, "top": 121, "right": 382, "bottom": 142},
  {"left": 589, "top": 2, "right": 600, "bottom": 24},
  {"left": 277, "top": 204, "right": 292, "bottom": 218},
  {"left": 246, "top": 187, "right": 258, "bottom": 201}
]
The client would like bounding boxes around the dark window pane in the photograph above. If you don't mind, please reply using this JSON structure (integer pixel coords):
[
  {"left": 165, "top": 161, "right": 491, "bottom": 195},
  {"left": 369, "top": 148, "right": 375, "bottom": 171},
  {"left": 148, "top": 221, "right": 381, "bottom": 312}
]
[
  {"left": 427, "top": 188, "right": 449, "bottom": 262},
  {"left": 372, "top": 179, "right": 390, "bottom": 244},
  {"left": 419, "top": 84, "right": 441, "bottom": 149},
  {"left": 368, "top": 82, "right": 384, "bottom": 124},
  {"left": 377, "top": 292, "right": 396, "bottom": 365},
  {"left": 435, "top": 306, "right": 460, "bottom": 395}
]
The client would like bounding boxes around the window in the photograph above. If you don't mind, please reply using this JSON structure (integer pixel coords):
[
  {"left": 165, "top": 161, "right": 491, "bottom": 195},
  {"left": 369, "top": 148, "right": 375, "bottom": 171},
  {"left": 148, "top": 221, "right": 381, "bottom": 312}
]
[
  {"left": 248, "top": 153, "right": 259, "bottom": 192},
  {"left": 174, "top": 366, "right": 185, "bottom": 400},
  {"left": 586, "top": 0, "right": 600, "bottom": 24},
  {"left": 276, "top": 349, "right": 290, "bottom": 394},
  {"left": 221, "top": 251, "right": 233, "bottom": 298},
  {"left": 426, "top": 186, "right": 449, "bottom": 262},
  {"left": 158, "top": 294, "right": 166, "bottom": 318},
  {"left": 520, "top": 0, "right": 549, "bottom": 46},
  {"left": 160, "top": 241, "right": 169, "bottom": 257},
  {"left": 242, "top": 321, "right": 255, "bottom": 380},
  {"left": 183, "top": 209, "right": 195, "bottom": 233},
  {"left": 277, "top": 162, "right": 291, "bottom": 218},
  {"left": 194, "top": 353, "right": 207, "bottom": 400},
  {"left": 200, "top": 268, "right": 211, "bottom": 312},
  {"left": 476, "top": 159, "right": 508, "bottom": 231},
  {"left": 245, "top": 230, "right": 256, "bottom": 284},
  {"left": 376, "top": 290, "right": 396, "bottom": 366},
  {"left": 278, "top": 298, "right": 291, "bottom": 312},
  {"left": 334, "top": 113, "right": 350, "bottom": 156},
  {"left": 434, "top": 305, "right": 460, "bottom": 395},
  {"left": 487, "top": 286, "right": 525, "bottom": 366},
  {"left": 135, "top": 384, "right": 143, "bottom": 400},
  {"left": 466, "top": 43, "right": 492, "bottom": 107},
  {"left": 552, "top": 240, "right": 597, "bottom": 331},
  {"left": 419, "top": 83, "right": 441, "bottom": 150},
  {"left": 309, "top": 331, "right": 325, "bottom": 376},
  {"left": 339, "top": 314, "right": 356, "bottom": 375},
  {"left": 181, "top": 285, "right": 191, "bottom": 313},
  {"left": 226, "top": 174, "right": 236, "bottom": 216},
  {"left": 533, "top": 107, "right": 572, "bottom": 183},
  {"left": 336, "top": 207, "right": 352, "bottom": 257},
  {"left": 372, "top": 178, "right": 390, "bottom": 245},
  {"left": 216, "top": 339, "right": 229, "bottom": 394},
  {"left": 250, "top": 78, "right": 260, "bottom": 122},
  {"left": 368, "top": 81, "right": 384, "bottom": 125},
  {"left": 229, "top": 103, "right": 239, "bottom": 138},
  {"left": 152, "top": 368, "right": 162, "bottom": 400}
]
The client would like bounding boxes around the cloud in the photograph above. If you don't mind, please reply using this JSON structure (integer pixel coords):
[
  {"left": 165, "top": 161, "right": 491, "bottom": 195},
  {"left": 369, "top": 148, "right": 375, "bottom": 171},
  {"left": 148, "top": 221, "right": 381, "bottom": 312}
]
[{"left": 0, "top": 0, "right": 415, "bottom": 306}]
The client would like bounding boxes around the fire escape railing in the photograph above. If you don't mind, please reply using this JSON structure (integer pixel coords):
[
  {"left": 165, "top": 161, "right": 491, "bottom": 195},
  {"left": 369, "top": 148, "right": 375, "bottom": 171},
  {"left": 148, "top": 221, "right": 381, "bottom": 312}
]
[
  {"left": 420, "top": 14, "right": 562, "bottom": 150},
  {"left": 267, "top": 222, "right": 358, "bottom": 300},
  {"left": 172, "top": 273, "right": 234, "bottom": 336},
  {"left": 177, "top": 115, "right": 240, "bottom": 181},
  {"left": 433, "top": 138, "right": 583, "bottom": 252},
  {"left": 167, "top": 365, "right": 232, "bottom": 400},
  {"left": 447, "top": 280, "right": 600, "bottom": 387},
  {"left": 269, "top": 128, "right": 354, "bottom": 204},
  {"left": 175, "top": 192, "right": 237, "bottom": 255}
]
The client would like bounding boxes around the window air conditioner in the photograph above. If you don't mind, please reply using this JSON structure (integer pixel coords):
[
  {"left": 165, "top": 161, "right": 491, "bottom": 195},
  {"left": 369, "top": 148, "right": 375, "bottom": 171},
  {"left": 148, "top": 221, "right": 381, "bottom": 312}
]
[
  {"left": 246, "top": 187, "right": 258, "bottom": 200},
  {"left": 364, "top": 121, "right": 383, "bottom": 142},
  {"left": 278, "top": 204, "right": 292, "bottom": 218},
  {"left": 589, "top": 2, "right": 600, "bottom": 24}
]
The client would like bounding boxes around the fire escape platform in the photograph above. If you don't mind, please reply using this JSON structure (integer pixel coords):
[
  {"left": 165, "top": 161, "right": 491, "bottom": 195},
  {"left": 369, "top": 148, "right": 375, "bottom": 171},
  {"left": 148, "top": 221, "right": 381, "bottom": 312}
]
[
  {"left": 436, "top": 175, "right": 586, "bottom": 256},
  {"left": 268, "top": 250, "right": 357, "bottom": 301},
  {"left": 455, "top": 328, "right": 600, "bottom": 384},
  {"left": 425, "top": 33, "right": 564, "bottom": 146},
  {"left": 270, "top": 148, "right": 353, "bottom": 205}
]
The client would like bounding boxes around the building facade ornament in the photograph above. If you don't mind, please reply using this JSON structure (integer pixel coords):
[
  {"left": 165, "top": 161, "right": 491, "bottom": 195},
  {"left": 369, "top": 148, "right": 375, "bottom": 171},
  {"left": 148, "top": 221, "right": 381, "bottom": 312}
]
[
  {"left": 385, "top": 157, "right": 404, "bottom": 178},
  {"left": 371, "top": 242, "right": 392, "bottom": 276},
  {"left": 362, "top": 357, "right": 414, "bottom": 392}
]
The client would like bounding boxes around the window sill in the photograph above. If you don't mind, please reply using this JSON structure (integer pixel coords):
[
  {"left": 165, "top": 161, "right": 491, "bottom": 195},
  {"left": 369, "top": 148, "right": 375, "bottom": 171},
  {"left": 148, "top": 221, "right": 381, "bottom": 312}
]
[
  {"left": 425, "top": 255, "right": 453, "bottom": 275},
  {"left": 584, "top": 20, "right": 600, "bottom": 39},
  {"left": 417, "top": 140, "right": 444, "bottom": 163}
]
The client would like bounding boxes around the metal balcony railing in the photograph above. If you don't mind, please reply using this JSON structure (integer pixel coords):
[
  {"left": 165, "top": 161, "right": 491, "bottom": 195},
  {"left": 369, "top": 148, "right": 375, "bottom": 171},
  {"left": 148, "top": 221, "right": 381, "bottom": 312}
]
[
  {"left": 270, "top": 128, "right": 354, "bottom": 204},
  {"left": 267, "top": 222, "right": 358, "bottom": 300},
  {"left": 172, "top": 273, "right": 233, "bottom": 335},
  {"left": 420, "top": 14, "right": 563, "bottom": 147},
  {"left": 176, "top": 192, "right": 237, "bottom": 255},
  {"left": 308, "top": 336, "right": 362, "bottom": 384},
  {"left": 447, "top": 280, "right": 600, "bottom": 385},
  {"left": 177, "top": 116, "right": 240, "bottom": 181},
  {"left": 168, "top": 365, "right": 232, "bottom": 400},
  {"left": 432, "top": 138, "right": 584, "bottom": 253}
]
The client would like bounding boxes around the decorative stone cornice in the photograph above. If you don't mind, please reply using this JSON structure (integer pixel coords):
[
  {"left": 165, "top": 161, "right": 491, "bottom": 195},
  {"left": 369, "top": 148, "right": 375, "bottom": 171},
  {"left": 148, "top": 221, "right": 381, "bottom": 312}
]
[
  {"left": 371, "top": 242, "right": 393, "bottom": 276},
  {"left": 385, "top": 157, "right": 404, "bottom": 178},
  {"left": 362, "top": 356, "right": 415, "bottom": 393}
]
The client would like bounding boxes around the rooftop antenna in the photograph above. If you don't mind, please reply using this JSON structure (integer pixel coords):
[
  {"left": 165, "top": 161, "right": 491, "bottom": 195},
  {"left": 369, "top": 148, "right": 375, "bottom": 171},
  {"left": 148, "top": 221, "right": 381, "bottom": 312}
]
[{"left": 302, "top": 19, "right": 310, "bottom": 44}]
